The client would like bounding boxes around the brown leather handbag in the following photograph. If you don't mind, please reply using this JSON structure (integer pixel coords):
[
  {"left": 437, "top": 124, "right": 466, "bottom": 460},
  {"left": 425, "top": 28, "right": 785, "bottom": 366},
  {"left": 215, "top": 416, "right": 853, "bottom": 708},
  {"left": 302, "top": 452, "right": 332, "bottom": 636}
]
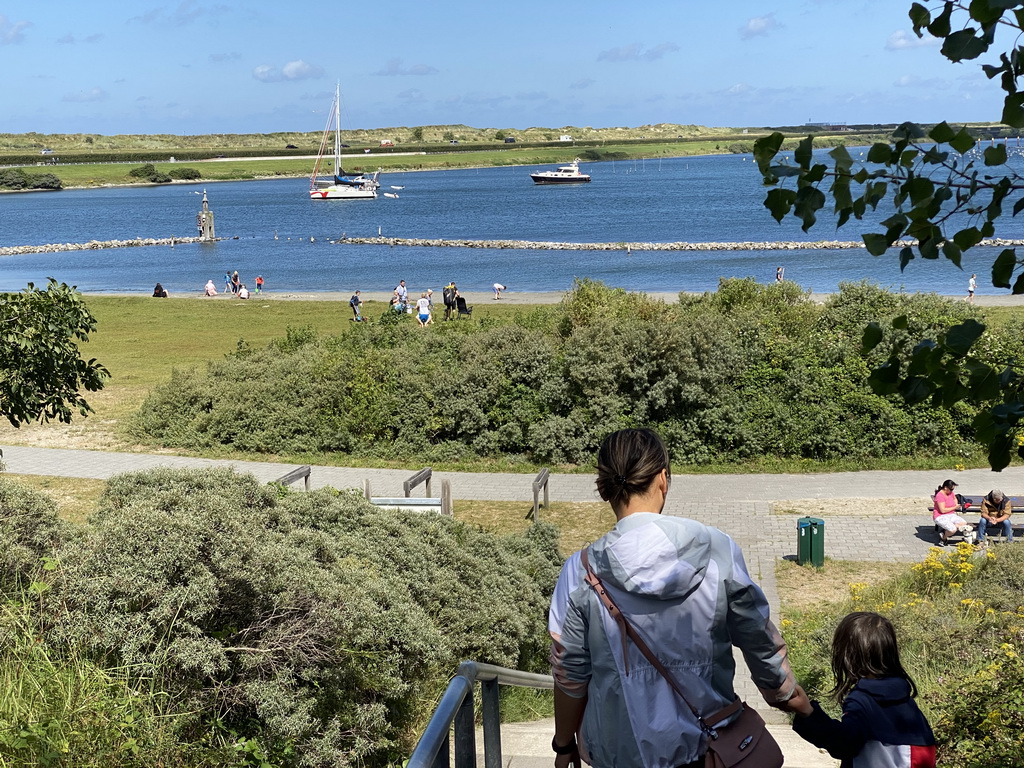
[{"left": 580, "top": 548, "right": 784, "bottom": 768}]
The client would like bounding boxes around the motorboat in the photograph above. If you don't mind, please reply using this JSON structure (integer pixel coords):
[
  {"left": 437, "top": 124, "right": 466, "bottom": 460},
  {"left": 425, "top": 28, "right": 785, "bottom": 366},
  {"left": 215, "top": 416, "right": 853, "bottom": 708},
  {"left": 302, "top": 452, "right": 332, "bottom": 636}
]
[
  {"left": 530, "top": 159, "right": 591, "bottom": 185},
  {"left": 309, "top": 84, "right": 381, "bottom": 200}
]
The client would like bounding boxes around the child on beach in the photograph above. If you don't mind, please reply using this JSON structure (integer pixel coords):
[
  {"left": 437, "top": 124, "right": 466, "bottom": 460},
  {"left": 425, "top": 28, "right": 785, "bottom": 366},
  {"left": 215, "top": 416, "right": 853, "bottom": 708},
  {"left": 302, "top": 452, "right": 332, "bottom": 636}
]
[
  {"left": 255, "top": 275, "right": 264, "bottom": 293},
  {"left": 790, "top": 612, "right": 936, "bottom": 767}
]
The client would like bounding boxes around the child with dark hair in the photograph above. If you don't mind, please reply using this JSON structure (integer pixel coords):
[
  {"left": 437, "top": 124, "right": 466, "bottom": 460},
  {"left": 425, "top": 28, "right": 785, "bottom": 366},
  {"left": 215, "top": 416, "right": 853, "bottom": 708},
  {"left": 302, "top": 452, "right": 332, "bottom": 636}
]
[{"left": 791, "top": 612, "right": 935, "bottom": 767}]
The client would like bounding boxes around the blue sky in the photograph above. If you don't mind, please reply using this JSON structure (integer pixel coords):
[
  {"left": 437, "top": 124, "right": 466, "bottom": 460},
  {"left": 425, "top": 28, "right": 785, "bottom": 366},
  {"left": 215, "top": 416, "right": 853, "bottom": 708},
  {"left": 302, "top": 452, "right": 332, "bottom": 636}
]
[{"left": 0, "top": 0, "right": 1009, "bottom": 135}]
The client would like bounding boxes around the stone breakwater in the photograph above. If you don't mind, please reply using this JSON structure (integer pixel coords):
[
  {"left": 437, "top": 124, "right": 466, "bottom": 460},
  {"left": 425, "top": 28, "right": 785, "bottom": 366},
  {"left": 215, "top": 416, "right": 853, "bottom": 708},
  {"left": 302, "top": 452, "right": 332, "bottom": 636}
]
[
  {"left": 0, "top": 237, "right": 206, "bottom": 257},
  {"left": 340, "top": 236, "right": 1024, "bottom": 252}
]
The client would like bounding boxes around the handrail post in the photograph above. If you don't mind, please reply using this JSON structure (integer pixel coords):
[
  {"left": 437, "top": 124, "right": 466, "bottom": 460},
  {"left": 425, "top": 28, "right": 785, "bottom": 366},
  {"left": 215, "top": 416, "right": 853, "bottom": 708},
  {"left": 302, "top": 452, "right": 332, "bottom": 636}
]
[
  {"left": 481, "top": 678, "right": 502, "bottom": 768},
  {"left": 454, "top": 682, "right": 476, "bottom": 768},
  {"left": 404, "top": 467, "right": 433, "bottom": 498},
  {"left": 531, "top": 468, "right": 550, "bottom": 521},
  {"left": 430, "top": 732, "right": 449, "bottom": 768}
]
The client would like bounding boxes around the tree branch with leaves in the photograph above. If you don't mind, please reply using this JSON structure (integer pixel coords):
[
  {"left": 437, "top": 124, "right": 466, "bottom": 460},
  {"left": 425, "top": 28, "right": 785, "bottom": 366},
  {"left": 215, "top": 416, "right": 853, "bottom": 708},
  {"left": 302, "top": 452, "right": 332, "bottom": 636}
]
[
  {"left": 752, "top": 1, "right": 1024, "bottom": 469},
  {"left": 0, "top": 279, "right": 108, "bottom": 428}
]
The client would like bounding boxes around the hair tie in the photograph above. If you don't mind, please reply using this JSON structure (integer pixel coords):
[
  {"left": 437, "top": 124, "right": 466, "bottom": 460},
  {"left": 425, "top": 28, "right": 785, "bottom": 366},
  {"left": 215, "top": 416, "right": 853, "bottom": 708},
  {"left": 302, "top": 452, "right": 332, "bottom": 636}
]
[{"left": 615, "top": 474, "right": 627, "bottom": 486}]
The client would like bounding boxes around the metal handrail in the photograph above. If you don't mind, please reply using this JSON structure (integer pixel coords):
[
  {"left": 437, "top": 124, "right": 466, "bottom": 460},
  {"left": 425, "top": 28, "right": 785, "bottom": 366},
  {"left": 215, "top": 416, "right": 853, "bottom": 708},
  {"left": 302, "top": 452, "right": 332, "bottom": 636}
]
[{"left": 407, "top": 661, "right": 554, "bottom": 768}]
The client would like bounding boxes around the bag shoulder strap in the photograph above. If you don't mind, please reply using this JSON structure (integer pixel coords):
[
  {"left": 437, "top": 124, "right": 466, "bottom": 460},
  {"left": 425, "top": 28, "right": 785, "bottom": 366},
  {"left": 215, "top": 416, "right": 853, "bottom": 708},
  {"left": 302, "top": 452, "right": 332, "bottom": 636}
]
[{"left": 580, "top": 547, "right": 719, "bottom": 731}]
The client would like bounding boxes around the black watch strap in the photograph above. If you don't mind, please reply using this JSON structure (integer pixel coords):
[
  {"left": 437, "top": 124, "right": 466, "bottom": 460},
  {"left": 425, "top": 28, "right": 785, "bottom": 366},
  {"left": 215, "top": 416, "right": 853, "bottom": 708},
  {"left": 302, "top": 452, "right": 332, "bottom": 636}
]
[{"left": 552, "top": 736, "right": 577, "bottom": 755}]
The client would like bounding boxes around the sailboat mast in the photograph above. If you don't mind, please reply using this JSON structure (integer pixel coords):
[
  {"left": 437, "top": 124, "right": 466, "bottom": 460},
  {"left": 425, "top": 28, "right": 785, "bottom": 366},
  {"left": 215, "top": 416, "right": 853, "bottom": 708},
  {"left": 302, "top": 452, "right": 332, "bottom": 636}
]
[{"left": 334, "top": 83, "right": 341, "bottom": 177}]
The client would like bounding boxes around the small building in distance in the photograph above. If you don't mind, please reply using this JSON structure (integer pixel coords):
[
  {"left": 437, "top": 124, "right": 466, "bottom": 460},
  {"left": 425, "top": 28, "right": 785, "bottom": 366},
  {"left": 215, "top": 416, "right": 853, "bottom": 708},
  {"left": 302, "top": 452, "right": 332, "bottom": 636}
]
[
  {"left": 559, "top": 134, "right": 573, "bottom": 142},
  {"left": 804, "top": 121, "right": 848, "bottom": 131},
  {"left": 379, "top": 139, "right": 395, "bottom": 147}
]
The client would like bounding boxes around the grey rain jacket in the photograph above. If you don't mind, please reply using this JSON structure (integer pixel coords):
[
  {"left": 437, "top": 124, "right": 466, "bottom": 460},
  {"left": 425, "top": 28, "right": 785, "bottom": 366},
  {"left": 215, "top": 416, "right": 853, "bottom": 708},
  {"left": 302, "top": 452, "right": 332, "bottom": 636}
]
[{"left": 549, "top": 512, "right": 796, "bottom": 768}]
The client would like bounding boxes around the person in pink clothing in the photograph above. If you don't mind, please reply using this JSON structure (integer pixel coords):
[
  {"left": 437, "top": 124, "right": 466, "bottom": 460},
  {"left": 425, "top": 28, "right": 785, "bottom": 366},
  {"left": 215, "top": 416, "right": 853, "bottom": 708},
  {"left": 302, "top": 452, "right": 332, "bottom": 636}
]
[{"left": 933, "top": 479, "right": 968, "bottom": 546}]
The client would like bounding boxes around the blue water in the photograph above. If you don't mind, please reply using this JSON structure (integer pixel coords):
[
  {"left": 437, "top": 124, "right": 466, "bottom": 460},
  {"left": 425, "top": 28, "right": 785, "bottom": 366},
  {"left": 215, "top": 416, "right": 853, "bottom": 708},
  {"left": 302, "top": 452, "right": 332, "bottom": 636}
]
[{"left": 1, "top": 152, "right": 1020, "bottom": 295}]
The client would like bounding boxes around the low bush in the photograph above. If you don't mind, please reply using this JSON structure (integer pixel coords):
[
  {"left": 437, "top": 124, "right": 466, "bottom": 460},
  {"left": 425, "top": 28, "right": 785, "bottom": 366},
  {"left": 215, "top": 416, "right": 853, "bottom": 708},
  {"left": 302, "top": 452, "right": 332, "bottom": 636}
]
[
  {"left": 168, "top": 167, "right": 202, "bottom": 180},
  {"left": 134, "top": 280, "right": 992, "bottom": 467},
  {"left": 9, "top": 468, "right": 559, "bottom": 767},
  {"left": 0, "top": 168, "right": 63, "bottom": 190},
  {"left": 127, "top": 163, "right": 172, "bottom": 183}
]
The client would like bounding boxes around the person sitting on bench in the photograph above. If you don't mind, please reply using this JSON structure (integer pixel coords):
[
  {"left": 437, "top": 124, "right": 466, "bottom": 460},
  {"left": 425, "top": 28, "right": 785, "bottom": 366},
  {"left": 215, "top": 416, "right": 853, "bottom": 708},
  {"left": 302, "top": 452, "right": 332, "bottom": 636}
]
[{"left": 978, "top": 489, "right": 1013, "bottom": 544}]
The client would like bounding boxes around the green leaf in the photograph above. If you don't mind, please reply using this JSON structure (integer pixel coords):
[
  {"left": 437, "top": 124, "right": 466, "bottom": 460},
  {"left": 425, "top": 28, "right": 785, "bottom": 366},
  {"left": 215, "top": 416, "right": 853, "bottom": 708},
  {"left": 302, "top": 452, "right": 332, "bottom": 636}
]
[
  {"left": 753, "top": 133, "right": 785, "bottom": 174},
  {"left": 863, "top": 233, "right": 891, "bottom": 256},
  {"left": 965, "top": 360, "right": 1002, "bottom": 401},
  {"left": 928, "top": 1, "right": 952, "bottom": 37},
  {"left": 892, "top": 314, "right": 909, "bottom": 330},
  {"left": 867, "top": 143, "right": 893, "bottom": 164},
  {"left": 988, "top": 434, "right": 1013, "bottom": 472},
  {"left": 899, "top": 247, "right": 915, "bottom": 270},
  {"left": 861, "top": 322, "right": 884, "bottom": 353},
  {"left": 942, "top": 28, "right": 988, "bottom": 61},
  {"left": 764, "top": 188, "right": 796, "bottom": 223},
  {"left": 943, "top": 319, "right": 987, "bottom": 356},
  {"left": 868, "top": 360, "right": 901, "bottom": 395},
  {"left": 899, "top": 376, "right": 932, "bottom": 404},
  {"left": 794, "top": 136, "right": 814, "bottom": 169},
  {"left": 1012, "top": 271, "right": 1024, "bottom": 295},
  {"left": 909, "top": 2, "right": 931, "bottom": 31},
  {"left": 950, "top": 128, "right": 976, "bottom": 154},
  {"left": 984, "top": 143, "right": 1009, "bottom": 165},
  {"left": 830, "top": 145, "right": 853, "bottom": 174},
  {"left": 1004, "top": 92, "right": 1024, "bottom": 129},
  {"left": 992, "top": 248, "right": 1018, "bottom": 288},
  {"left": 928, "top": 121, "right": 956, "bottom": 143},
  {"left": 952, "top": 226, "right": 984, "bottom": 250},
  {"left": 942, "top": 240, "right": 963, "bottom": 267},
  {"left": 793, "top": 186, "right": 826, "bottom": 232}
]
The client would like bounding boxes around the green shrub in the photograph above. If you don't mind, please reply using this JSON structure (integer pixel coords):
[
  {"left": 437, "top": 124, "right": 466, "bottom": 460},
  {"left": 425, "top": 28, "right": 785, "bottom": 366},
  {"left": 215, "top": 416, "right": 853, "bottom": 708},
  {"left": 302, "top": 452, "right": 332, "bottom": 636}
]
[
  {"left": 127, "top": 164, "right": 172, "bottom": 183},
  {"left": 168, "top": 167, "right": 202, "bottom": 180},
  {"left": 134, "top": 280, "right": 998, "bottom": 466},
  {"left": 0, "top": 479, "right": 68, "bottom": 596},
  {"left": 785, "top": 543, "right": 1024, "bottom": 767},
  {"left": 48, "top": 468, "right": 559, "bottom": 767}
]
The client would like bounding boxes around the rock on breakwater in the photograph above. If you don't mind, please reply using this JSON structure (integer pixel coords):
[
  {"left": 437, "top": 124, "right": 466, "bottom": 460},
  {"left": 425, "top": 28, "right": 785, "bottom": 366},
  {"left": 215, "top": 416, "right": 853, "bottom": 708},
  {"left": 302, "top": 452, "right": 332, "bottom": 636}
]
[
  {"left": 337, "top": 236, "right": 1024, "bottom": 252},
  {"left": 0, "top": 236, "right": 207, "bottom": 257}
]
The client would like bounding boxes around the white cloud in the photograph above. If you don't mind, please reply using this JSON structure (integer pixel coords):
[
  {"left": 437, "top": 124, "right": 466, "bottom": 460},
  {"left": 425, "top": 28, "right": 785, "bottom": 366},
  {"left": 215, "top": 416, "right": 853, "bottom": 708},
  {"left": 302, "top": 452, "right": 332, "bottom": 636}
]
[
  {"left": 397, "top": 88, "right": 425, "bottom": 102},
  {"left": 598, "top": 42, "right": 679, "bottom": 63},
  {"left": 209, "top": 52, "right": 241, "bottom": 63},
  {"left": 570, "top": 78, "right": 594, "bottom": 90},
  {"left": 0, "top": 14, "right": 31, "bottom": 44},
  {"left": 374, "top": 57, "right": 438, "bottom": 76},
  {"left": 85, "top": 33, "right": 103, "bottom": 43},
  {"left": 57, "top": 33, "right": 75, "bottom": 44},
  {"left": 894, "top": 74, "right": 944, "bottom": 88},
  {"left": 726, "top": 83, "right": 752, "bottom": 95},
  {"left": 886, "top": 30, "right": 940, "bottom": 50},
  {"left": 253, "top": 60, "right": 324, "bottom": 83},
  {"left": 740, "top": 15, "right": 779, "bottom": 40},
  {"left": 63, "top": 88, "right": 108, "bottom": 103}
]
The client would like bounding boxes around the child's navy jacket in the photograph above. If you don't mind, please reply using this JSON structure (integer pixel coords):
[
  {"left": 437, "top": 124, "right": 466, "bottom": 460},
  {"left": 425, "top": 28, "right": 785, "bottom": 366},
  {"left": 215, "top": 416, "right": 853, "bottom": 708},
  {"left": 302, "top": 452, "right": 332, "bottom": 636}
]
[{"left": 793, "top": 677, "right": 936, "bottom": 768}]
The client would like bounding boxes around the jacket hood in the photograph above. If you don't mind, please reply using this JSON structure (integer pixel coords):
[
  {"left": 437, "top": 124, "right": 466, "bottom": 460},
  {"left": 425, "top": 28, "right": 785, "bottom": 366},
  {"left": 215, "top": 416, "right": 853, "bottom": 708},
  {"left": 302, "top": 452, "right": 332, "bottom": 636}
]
[
  {"left": 856, "top": 677, "right": 914, "bottom": 704},
  {"left": 589, "top": 512, "right": 712, "bottom": 600}
]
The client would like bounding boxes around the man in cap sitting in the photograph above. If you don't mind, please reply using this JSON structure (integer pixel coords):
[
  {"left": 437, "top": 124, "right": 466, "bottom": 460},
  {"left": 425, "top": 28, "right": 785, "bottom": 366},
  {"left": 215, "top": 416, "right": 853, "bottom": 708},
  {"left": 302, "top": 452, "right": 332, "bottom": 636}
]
[{"left": 978, "top": 489, "right": 1014, "bottom": 544}]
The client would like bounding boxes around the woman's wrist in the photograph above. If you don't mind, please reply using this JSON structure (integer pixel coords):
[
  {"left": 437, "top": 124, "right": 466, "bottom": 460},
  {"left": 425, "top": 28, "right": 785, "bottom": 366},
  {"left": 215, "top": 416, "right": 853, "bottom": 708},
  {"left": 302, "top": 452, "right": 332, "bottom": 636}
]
[{"left": 552, "top": 735, "right": 577, "bottom": 754}]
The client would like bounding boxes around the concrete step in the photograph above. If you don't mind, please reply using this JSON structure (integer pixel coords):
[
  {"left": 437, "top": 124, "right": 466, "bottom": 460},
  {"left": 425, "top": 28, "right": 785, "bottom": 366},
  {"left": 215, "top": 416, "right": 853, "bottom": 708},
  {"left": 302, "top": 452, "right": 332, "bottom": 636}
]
[{"left": 476, "top": 717, "right": 839, "bottom": 768}]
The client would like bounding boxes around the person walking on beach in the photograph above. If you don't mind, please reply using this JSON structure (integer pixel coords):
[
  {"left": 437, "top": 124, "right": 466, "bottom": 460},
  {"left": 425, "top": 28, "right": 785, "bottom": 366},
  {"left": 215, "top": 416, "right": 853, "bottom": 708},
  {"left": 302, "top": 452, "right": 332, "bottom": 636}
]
[
  {"left": 255, "top": 275, "right": 264, "bottom": 294},
  {"left": 224, "top": 271, "right": 233, "bottom": 294},
  {"left": 231, "top": 271, "right": 240, "bottom": 295},
  {"left": 776, "top": 266, "right": 785, "bottom": 282},
  {"left": 968, "top": 273, "right": 977, "bottom": 303},
  {"left": 349, "top": 290, "right": 363, "bottom": 322},
  {"left": 395, "top": 279, "right": 408, "bottom": 310},
  {"left": 493, "top": 282, "right": 507, "bottom": 300}
]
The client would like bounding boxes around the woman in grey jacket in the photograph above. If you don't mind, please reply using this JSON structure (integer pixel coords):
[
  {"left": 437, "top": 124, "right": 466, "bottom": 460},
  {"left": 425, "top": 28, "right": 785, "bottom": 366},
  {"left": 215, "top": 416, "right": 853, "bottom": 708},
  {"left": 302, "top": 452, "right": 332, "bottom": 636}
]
[{"left": 549, "top": 429, "right": 808, "bottom": 768}]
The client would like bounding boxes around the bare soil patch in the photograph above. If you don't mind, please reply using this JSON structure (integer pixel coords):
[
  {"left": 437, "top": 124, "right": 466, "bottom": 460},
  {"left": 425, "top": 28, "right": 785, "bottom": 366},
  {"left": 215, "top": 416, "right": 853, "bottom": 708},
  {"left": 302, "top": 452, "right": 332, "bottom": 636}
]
[{"left": 771, "top": 497, "right": 926, "bottom": 517}]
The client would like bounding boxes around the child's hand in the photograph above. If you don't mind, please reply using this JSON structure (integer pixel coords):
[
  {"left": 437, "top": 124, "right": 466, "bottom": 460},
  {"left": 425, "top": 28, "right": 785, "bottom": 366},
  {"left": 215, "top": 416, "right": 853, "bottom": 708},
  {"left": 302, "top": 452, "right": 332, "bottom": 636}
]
[{"left": 775, "top": 685, "right": 813, "bottom": 717}]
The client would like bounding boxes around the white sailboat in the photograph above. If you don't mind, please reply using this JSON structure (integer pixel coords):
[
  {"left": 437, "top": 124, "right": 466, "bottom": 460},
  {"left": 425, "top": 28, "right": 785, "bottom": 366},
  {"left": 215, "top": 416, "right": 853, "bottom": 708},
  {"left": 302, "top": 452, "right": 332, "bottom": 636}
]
[{"left": 309, "top": 84, "right": 380, "bottom": 200}]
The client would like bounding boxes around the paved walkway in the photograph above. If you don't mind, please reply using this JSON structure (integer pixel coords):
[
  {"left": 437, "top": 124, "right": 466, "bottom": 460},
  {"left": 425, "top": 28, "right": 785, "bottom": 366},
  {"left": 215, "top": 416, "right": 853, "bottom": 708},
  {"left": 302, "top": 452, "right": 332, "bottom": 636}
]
[{"left": 9, "top": 443, "right": 1008, "bottom": 766}]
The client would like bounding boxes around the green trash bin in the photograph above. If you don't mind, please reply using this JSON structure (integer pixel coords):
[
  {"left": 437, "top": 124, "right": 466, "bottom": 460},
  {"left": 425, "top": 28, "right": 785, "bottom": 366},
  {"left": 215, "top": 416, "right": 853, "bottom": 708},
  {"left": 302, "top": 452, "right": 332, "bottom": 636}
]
[{"left": 797, "top": 517, "right": 825, "bottom": 567}]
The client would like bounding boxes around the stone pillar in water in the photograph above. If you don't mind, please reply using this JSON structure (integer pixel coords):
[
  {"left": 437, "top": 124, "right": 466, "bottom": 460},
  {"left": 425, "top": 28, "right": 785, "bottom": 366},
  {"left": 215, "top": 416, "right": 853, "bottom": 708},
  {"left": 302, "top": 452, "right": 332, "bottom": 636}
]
[{"left": 196, "top": 189, "right": 216, "bottom": 240}]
